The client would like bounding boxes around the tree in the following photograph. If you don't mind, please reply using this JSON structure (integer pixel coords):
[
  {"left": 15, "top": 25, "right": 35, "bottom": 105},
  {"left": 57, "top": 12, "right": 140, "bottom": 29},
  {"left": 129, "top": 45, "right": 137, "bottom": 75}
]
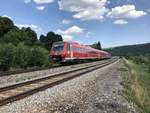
[
  {"left": 39, "top": 34, "right": 45, "bottom": 43},
  {"left": 0, "top": 43, "right": 16, "bottom": 71},
  {"left": 105, "top": 43, "right": 150, "bottom": 56},
  {"left": 1, "top": 27, "right": 38, "bottom": 46},
  {"left": 40, "top": 32, "right": 63, "bottom": 50},
  {"left": 0, "top": 17, "right": 14, "bottom": 38},
  {"left": 21, "top": 27, "right": 37, "bottom": 45},
  {"left": 97, "top": 41, "right": 102, "bottom": 50},
  {"left": 91, "top": 41, "right": 102, "bottom": 50},
  {"left": 2, "top": 29, "right": 24, "bottom": 45}
]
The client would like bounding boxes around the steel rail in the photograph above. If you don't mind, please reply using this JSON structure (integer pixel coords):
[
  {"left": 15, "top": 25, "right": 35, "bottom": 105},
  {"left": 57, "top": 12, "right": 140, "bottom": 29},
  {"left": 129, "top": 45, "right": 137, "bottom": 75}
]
[
  {"left": 0, "top": 58, "right": 114, "bottom": 92},
  {"left": 0, "top": 65, "right": 61, "bottom": 77},
  {"left": 0, "top": 59, "right": 109, "bottom": 76},
  {"left": 0, "top": 58, "right": 118, "bottom": 107}
]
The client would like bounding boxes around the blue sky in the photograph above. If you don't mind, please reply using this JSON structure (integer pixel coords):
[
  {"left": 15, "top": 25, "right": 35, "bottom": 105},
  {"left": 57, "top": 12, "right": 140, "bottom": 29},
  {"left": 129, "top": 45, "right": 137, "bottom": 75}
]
[{"left": 0, "top": 0, "right": 150, "bottom": 48}]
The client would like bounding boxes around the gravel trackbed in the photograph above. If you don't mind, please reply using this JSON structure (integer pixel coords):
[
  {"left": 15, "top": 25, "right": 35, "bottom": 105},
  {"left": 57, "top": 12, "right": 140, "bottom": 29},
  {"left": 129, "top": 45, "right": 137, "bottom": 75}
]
[{"left": 0, "top": 59, "right": 137, "bottom": 113}]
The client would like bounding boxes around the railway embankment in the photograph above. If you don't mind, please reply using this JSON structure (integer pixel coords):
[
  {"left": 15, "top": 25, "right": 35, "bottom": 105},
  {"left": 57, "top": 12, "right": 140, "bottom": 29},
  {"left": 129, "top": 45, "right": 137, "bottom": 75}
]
[
  {"left": 0, "top": 59, "right": 138, "bottom": 113},
  {"left": 0, "top": 60, "right": 108, "bottom": 87}
]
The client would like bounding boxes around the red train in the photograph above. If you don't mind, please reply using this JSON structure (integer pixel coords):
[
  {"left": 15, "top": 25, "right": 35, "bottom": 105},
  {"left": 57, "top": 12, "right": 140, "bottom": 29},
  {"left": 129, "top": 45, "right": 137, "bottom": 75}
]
[{"left": 49, "top": 41, "right": 111, "bottom": 63}]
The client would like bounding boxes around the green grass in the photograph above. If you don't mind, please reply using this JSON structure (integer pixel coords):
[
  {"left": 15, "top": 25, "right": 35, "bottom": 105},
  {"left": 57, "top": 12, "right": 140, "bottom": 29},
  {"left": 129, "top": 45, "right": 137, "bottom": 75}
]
[{"left": 123, "top": 59, "right": 150, "bottom": 113}]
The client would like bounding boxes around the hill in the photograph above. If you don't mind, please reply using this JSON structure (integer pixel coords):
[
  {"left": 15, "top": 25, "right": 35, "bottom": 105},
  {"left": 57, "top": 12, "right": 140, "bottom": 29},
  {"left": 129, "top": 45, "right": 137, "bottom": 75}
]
[{"left": 105, "top": 43, "right": 150, "bottom": 56}]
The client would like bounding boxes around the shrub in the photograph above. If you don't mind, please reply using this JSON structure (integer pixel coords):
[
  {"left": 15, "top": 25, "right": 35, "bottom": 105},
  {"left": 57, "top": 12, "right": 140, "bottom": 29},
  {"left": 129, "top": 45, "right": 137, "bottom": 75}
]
[
  {"left": 15, "top": 44, "right": 49, "bottom": 69},
  {"left": 28, "top": 46, "right": 49, "bottom": 67},
  {"left": 0, "top": 43, "right": 49, "bottom": 71},
  {"left": 0, "top": 43, "right": 16, "bottom": 71},
  {"left": 14, "top": 43, "right": 30, "bottom": 69},
  {"left": 145, "top": 54, "right": 150, "bottom": 72}
]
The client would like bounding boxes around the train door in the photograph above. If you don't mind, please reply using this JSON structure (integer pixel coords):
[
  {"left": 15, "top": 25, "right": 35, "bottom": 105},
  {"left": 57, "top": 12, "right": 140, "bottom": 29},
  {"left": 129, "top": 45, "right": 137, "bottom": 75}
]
[
  {"left": 66, "top": 43, "right": 70, "bottom": 58},
  {"left": 66, "top": 43, "right": 73, "bottom": 59},
  {"left": 70, "top": 44, "right": 73, "bottom": 58}
]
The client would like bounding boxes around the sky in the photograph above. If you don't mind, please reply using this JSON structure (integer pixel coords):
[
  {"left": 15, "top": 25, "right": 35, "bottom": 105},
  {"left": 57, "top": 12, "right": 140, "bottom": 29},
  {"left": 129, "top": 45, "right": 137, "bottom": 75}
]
[{"left": 0, "top": 0, "right": 150, "bottom": 48}]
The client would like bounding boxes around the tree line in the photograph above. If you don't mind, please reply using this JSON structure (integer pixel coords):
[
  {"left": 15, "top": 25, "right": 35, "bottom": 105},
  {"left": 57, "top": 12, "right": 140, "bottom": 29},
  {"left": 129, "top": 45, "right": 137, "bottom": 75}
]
[
  {"left": 105, "top": 43, "right": 150, "bottom": 70},
  {"left": 90, "top": 41, "right": 102, "bottom": 50},
  {"left": 0, "top": 16, "right": 63, "bottom": 49},
  {"left": 0, "top": 16, "right": 63, "bottom": 71},
  {"left": 105, "top": 43, "right": 150, "bottom": 57}
]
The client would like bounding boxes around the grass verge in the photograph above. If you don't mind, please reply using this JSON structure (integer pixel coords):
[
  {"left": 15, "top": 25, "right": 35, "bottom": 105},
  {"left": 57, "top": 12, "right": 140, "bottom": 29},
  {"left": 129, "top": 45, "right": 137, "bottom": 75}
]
[{"left": 123, "top": 59, "right": 150, "bottom": 113}]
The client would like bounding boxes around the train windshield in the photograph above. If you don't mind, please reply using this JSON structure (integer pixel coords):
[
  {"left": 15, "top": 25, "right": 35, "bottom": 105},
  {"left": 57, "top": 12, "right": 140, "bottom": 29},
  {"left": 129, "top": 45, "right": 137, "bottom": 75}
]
[{"left": 52, "top": 42, "right": 64, "bottom": 52}]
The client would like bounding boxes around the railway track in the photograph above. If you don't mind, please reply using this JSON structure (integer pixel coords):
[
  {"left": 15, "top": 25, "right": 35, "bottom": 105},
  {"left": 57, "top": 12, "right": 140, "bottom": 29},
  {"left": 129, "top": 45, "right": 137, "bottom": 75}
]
[
  {"left": 0, "top": 59, "right": 111, "bottom": 77},
  {"left": 0, "top": 58, "right": 118, "bottom": 107},
  {"left": 0, "top": 64, "right": 61, "bottom": 77}
]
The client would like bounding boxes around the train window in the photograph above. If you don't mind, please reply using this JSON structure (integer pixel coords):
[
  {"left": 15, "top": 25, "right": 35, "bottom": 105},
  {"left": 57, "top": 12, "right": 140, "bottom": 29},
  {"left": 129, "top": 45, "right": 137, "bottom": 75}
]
[
  {"left": 79, "top": 48, "right": 81, "bottom": 52},
  {"left": 73, "top": 47, "right": 76, "bottom": 52},
  {"left": 77, "top": 48, "right": 80, "bottom": 52},
  {"left": 52, "top": 42, "right": 64, "bottom": 52},
  {"left": 77, "top": 48, "right": 79, "bottom": 52}
]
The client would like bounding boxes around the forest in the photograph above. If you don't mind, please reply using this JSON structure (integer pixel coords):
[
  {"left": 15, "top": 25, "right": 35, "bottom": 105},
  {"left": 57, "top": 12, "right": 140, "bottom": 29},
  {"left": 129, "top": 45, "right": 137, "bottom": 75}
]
[
  {"left": 106, "top": 43, "right": 150, "bottom": 57},
  {"left": 0, "top": 16, "right": 63, "bottom": 71}
]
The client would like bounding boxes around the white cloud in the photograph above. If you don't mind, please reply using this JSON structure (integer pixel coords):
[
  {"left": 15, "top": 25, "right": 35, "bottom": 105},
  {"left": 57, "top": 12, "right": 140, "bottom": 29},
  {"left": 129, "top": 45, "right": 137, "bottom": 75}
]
[
  {"left": 73, "top": 7, "right": 108, "bottom": 21},
  {"left": 107, "top": 5, "right": 147, "bottom": 19},
  {"left": 85, "top": 32, "right": 93, "bottom": 38},
  {"left": 2, "top": 15, "right": 12, "bottom": 19},
  {"left": 36, "top": 6, "right": 45, "bottom": 10},
  {"left": 61, "top": 35, "right": 73, "bottom": 41},
  {"left": 16, "top": 24, "right": 38, "bottom": 29},
  {"left": 33, "top": 0, "right": 54, "bottom": 4},
  {"left": 146, "top": 9, "right": 150, "bottom": 13},
  {"left": 24, "top": 0, "right": 31, "bottom": 4},
  {"left": 58, "top": 0, "right": 109, "bottom": 21},
  {"left": 15, "top": 24, "right": 43, "bottom": 32},
  {"left": 114, "top": 19, "right": 128, "bottom": 24},
  {"left": 56, "top": 25, "right": 84, "bottom": 35},
  {"left": 15, "top": 24, "right": 41, "bottom": 31},
  {"left": 62, "top": 19, "right": 72, "bottom": 24},
  {"left": 56, "top": 25, "right": 84, "bottom": 41},
  {"left": 61, "top": 35, "right": 83, "bottom": 43}
]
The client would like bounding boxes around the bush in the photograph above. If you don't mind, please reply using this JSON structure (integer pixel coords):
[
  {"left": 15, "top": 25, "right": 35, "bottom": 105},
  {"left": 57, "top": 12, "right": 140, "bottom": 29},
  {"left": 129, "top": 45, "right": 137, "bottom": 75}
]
[
  {"left": 28, "top": 46, "right": 49, "bottom": 67},
  {"left": 15, "top": 44, "right": 49, "bottom": 69},
  {"left": 0, "top": 43, "right": 49, "bottom": 71},
  {"left": 128, "top": 55, "right": 150, "bottom": 72},
  {"left": 130, "top": 56, "right": 146, "bottom": 64},
  {"left": 0, "top": 43, "right": 16, "bottom": 71},
  {"left": 145, "top": 54, "right": 150, "bottom": 72},
  {"left": 14, "top": 43, "right": 30, "bottom": 69}
]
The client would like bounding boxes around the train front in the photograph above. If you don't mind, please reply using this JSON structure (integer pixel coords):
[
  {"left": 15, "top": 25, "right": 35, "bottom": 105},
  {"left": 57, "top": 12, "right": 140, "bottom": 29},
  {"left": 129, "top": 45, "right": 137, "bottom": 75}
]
[{"left": 49, "top": 42, "right": 65, "bottom": 62}]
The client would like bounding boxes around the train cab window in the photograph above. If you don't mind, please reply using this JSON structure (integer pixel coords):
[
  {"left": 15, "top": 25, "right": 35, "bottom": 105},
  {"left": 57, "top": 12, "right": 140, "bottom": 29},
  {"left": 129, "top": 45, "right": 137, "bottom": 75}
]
[{"left": 52, "top": 42, "right": 64, "bottom": 52}]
